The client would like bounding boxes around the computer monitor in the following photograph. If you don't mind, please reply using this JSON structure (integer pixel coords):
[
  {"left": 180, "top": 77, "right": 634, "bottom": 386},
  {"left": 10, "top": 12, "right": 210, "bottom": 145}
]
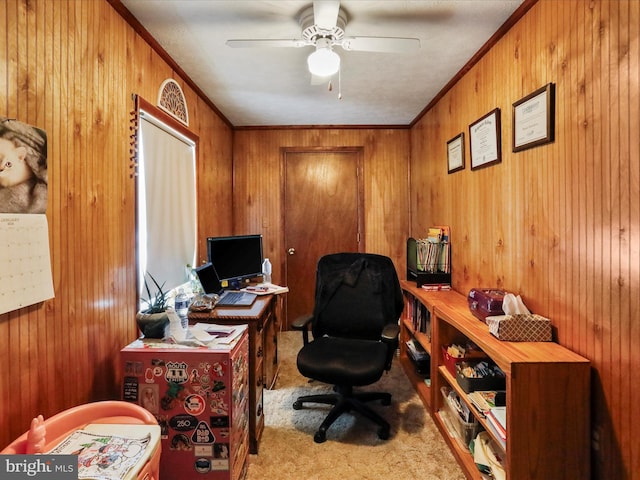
[{"left": 207, "top": 234, "right": 264, "bottom": 288}]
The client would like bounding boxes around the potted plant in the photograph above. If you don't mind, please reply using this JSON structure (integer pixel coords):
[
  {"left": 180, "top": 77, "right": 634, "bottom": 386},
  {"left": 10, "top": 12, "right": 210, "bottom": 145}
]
[{"left": 136, "top": 273, "right": 171, "bottom": 338}]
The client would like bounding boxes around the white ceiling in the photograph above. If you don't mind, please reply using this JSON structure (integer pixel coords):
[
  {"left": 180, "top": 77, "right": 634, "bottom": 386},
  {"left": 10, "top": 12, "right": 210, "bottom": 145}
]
[{"left": 119, "top": 0, "right": 526, "bottom": 127}]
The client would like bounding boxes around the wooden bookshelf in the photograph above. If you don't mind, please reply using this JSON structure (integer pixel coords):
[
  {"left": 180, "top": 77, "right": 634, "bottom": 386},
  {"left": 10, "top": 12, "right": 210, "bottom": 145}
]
[
  {"left": 400, "top": 280, "right": 591, "bottom": 479},
  {"left": 399, "top": 281, "right": 469, "bottom": 409}
]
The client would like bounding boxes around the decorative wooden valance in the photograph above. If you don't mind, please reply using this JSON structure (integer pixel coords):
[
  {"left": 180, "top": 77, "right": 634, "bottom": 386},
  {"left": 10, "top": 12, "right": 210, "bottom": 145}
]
[{"left": 157, "top": 79, "right": 189, "bottom": 126}]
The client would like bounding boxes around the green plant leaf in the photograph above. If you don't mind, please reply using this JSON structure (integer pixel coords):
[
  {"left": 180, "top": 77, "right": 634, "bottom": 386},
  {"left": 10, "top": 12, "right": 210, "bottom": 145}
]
[{"left": 140, "top": 272, "right": 168, "bottom": 314}]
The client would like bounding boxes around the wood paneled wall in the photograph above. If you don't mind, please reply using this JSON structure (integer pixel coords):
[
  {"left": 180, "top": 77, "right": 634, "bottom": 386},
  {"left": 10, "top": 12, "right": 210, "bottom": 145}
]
[
  {"left": 411, "top": 1, "right": 639, "bottom": 478},
  {"left": 230, "top": 128, "right": 411, "bottom": 308},
  {"left": 2, "top": 0, "right": 637, "bottom": 478},
  {"left": 0, "top": 0, "right": 233, "bottom": 448}
]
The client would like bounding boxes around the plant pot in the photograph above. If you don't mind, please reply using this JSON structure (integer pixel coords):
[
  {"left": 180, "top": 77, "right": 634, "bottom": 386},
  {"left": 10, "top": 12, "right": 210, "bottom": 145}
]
[{"left": 136, "top": 311, "right": 170, "bottom": 339}]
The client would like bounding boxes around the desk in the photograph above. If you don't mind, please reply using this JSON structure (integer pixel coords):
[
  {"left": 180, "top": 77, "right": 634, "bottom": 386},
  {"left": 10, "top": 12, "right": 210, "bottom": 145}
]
[{"left": 189, "top": 294, "right": 280, "bottom": 454}]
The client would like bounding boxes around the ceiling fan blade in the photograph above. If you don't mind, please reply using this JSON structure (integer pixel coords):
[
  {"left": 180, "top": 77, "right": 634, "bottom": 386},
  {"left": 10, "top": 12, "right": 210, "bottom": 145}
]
[
  {"left": 313, "top": 1, "right": 340, "bottom": 30},
  {"left": 339, "top": 36, "right": 421, "bottom": 53},
  {"left": 226, "top": 39, "right": 309, "bottom": 48}
]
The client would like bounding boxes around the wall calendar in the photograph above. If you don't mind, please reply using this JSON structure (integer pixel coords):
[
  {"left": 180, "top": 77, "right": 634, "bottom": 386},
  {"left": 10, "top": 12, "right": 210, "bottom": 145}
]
[{"left": 0, "top": 214, "right": 55, "bottom": 315}]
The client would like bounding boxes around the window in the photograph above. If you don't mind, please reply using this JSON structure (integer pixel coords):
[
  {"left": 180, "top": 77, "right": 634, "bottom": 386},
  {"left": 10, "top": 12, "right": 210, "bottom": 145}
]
[{"left": 136, "top": 99, "right": 197, "bottom": 304}]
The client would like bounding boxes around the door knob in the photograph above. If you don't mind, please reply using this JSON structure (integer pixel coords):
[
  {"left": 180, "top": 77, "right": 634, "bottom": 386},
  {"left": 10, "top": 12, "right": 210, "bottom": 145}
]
[{"left": 287, "top": 248, "right": 296, "bottom": 255}]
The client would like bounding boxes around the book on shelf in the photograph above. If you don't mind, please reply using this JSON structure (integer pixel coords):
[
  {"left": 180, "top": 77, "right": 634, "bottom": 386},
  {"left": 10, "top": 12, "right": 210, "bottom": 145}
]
[
  {"left": 488, "top": 406, "right": 506, "bottom": 430},
  {"left": 485, "top": 420, "right": 506, "bottom": 450},
  {"left": 486, "top": 406, "right": 507, "bottom": 448},
  {"left": 409, "top": 297, "right": 431, "bottom": 336},
  {"left": 487, "top": 414, "right": 506, "bottom": 440}
]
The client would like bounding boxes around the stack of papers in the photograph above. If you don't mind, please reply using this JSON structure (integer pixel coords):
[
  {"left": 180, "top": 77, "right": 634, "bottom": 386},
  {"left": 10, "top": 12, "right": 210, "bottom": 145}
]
[
  {"left": 192, "top": 323, "right": 247, "bottom": 346},
  {"left": 242, "top": 283, "right": 289, "bottom": 295},
  {"left": 416, "top": 226, "right": 451, "bottom": 274},
  {"left": 164, "top": 312, "right": 247, "bottom": 349},
  {"left": 468, "top": 390, "right": 506, "bottom": 416}
]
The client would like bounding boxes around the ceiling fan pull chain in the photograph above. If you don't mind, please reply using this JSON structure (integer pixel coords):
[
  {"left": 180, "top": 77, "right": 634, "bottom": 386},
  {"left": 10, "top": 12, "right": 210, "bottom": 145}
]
[{"left": 338, "top": 67, "right": 342, "bottom": 100}]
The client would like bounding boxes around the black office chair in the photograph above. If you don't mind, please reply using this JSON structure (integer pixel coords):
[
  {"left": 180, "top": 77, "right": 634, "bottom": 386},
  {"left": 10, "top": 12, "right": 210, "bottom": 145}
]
[{"left": 291, "top": 252, "right": 404, "bottom": 443}]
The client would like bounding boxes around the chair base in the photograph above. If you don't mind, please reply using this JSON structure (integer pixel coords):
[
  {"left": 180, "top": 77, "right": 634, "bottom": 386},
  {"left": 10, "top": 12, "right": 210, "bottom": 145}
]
[{"left": 292, "top": 386, "right": 392, "bottom": 443}]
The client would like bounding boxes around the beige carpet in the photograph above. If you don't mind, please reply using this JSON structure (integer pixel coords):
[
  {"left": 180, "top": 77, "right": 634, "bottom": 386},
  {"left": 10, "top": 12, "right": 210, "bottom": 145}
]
[{"left": 245, "top": 331, "right": 465, "bottom": 480}]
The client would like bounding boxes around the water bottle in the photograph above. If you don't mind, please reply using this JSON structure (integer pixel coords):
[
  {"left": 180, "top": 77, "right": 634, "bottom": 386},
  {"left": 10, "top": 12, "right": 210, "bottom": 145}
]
[
  {"left": 262, "top": 258, "right": 272, "bottom": 284},
  {"left": 175, "top": 288, "right": 189, "bottom": 329}
]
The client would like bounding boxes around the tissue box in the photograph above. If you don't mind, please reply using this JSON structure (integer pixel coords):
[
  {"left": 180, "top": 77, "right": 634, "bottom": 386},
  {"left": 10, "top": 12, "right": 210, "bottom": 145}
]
[
  {"left": 467, "top": 289, "right": 506, "bottom": 321},
  {"left": 486, "top": 314, "right": 552, "bottom": 342}
]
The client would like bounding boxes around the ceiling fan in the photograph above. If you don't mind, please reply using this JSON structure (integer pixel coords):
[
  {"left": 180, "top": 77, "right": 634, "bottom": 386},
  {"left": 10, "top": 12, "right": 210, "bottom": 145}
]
[{"left": 225, "top": 1, "right": 420, "bottom": 79}]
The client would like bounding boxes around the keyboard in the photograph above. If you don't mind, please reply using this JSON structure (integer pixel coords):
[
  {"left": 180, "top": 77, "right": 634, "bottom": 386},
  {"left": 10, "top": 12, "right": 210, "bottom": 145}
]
[
  {"left": 221, "top": 292, "right": 246, "bottom": 304},
  {"left": 217, "top": 291, "right": 256, "bottom": 306}
]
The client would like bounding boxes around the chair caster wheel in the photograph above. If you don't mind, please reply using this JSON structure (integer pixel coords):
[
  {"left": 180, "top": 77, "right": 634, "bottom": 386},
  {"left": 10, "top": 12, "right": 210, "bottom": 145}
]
[
  {"left": 314, "top": 430, "right": 327, "bottom": 443},
  {"left": 292, "top": 400, "right": 303, "bottom": 410},
  {"left": 377, "top": 426, "right": 390, "bottom": 440}
]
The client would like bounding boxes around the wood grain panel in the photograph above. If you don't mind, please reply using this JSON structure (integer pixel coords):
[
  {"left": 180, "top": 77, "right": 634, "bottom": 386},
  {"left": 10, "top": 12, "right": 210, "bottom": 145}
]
[
  {"left": 0, "top": 0, "right": 232, "bottom": 448},
  {"left": 231, "top": 128, "right": 411, "bottom": 316},
  {"left": 411, "top": 1, "right": 639, "bottom": 478},
  {"left": 627, "top": 3, "right": 640, "bottom": 476}
]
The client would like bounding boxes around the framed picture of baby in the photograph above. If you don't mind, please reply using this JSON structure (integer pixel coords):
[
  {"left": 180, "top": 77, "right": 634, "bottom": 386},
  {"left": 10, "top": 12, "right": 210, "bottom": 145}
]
[{"left": 0, "top": 116, "right": 48, "bottom": 214}]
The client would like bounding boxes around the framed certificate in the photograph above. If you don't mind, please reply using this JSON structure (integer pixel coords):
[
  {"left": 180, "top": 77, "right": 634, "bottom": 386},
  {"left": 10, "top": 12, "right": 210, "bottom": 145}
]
[
  {"left": 512, "top": 83, "right": 555, "bottom": 152},
  {"left": 469, "top": 108, "right": 501, "bottom": 170},
  {"left": 447, "top": 133, "right": 465, "bottom": 174}
]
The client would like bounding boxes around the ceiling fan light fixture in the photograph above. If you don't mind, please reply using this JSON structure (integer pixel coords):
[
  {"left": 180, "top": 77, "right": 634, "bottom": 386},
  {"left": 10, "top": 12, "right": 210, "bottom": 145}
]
[{"left": 307, "top": 46, "right": 340, "bottom": 77}]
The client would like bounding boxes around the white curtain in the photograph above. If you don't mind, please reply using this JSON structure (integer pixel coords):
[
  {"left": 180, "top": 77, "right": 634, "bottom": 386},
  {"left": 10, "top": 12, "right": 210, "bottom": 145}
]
[{"left": 138, "top": 113, "right": 196, "bottom": 298}]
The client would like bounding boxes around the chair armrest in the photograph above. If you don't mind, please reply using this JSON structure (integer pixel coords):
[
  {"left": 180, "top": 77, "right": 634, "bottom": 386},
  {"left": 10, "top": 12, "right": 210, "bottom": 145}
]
[
  {"left": 291, "top": 314, "right": 313, "bottom": 330},
  {"left": 381, "top": 323, "right": 400, "bottom": 370},
  {"left": 381, "top": 323, "right": 400, "bottom": 343},
  {"left": 291, "top": 314, "right": 314, "bottom": 345}
]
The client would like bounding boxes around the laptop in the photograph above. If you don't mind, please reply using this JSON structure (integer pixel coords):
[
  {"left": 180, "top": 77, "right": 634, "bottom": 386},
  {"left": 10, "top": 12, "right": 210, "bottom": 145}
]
[{"left": 194, "top": 262, "right": 257, "bottom": 307}]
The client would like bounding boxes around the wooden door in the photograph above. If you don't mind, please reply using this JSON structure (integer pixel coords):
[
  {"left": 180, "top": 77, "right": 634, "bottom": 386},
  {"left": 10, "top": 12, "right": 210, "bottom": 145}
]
[{"left": 283, "top": 148, "right": 363, "bottom": 328}]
